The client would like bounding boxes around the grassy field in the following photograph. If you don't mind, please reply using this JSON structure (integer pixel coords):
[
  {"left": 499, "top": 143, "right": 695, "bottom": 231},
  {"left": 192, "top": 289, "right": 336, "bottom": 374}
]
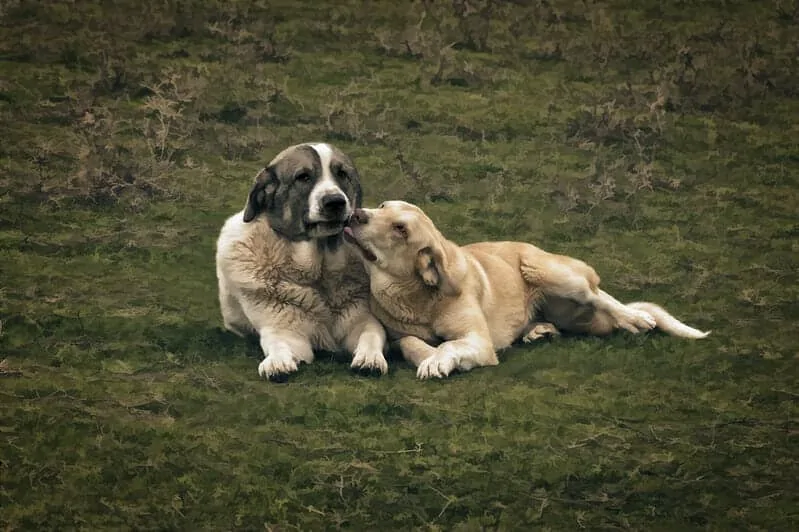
[{"left": 1, "top": 0, "right": 798, "bottom": 529}]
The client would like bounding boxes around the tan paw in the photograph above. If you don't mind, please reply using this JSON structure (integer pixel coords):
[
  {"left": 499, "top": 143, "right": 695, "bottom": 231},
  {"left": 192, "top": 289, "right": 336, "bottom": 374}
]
[
  {"left": 616, "top": 309, "right": 656, "bottom": 333},
  {"left": 522, "top": 322, "right": 561, "bottom": 343}
]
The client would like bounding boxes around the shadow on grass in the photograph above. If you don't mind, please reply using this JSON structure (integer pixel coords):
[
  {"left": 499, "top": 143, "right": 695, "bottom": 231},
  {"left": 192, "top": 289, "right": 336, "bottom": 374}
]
[
  {"left": 1, "top": 309, "right": 419, "bottom": 377},
  {"left": 1, "top": 312, "right": 245, "bottom": 363}
]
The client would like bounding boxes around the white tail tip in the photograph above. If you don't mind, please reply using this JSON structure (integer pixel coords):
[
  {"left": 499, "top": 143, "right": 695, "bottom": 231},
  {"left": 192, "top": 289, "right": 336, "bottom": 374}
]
[{"left": 627, "top": 302, "right": 710, "bottom": 339}]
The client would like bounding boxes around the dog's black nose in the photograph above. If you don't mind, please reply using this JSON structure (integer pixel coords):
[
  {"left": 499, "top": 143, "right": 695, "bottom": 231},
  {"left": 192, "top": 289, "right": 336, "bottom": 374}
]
[
  {"left": 321, "top": 193, "right": 347, "bottom": 215},
  {"left": 350, "top": 208, "right": 369, "bottom": 225}
]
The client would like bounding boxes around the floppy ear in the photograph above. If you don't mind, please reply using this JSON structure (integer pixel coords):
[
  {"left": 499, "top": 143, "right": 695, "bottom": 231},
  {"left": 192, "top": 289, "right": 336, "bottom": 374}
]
[
  {"left": 416, "top": 243, "right": 461, "bottom": 297},
  {"left": 242, "top": 168, "right": 276, "bottom": 223}
]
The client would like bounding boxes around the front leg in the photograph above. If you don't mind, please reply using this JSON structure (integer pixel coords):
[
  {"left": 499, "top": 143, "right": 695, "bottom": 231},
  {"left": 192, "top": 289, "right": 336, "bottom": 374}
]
[
  {"left": 416, "top": 331, "right": 497, "bottom": 379},
  {"left": 237, "top": 297, "right": 316, "bottom": 381},
  {"left": 345, "top": 314, "right": 388, "bottom": 375},
  {"left": 257, "top": 328, "right": 314, "bottom": 380},
  {"left": 415, "top": 308, "right": 498, "bottom": 380},
  {"left": 398, "top": 336, "right": 438, "bottom": 367}
]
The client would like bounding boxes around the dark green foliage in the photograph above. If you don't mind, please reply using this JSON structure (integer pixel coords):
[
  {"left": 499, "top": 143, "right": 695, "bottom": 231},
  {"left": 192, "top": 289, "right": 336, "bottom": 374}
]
[{"left": 2, "top": 0, "right": 798, "bottom": 529}]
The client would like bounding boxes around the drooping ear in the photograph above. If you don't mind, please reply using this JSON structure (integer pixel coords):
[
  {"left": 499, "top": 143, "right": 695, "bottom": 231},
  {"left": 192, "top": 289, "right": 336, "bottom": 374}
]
[
  {"left": 242, "top": 168, "right": 276, "bottom": 223},
  {"left": 416, "top": 242, "right": 461, "bottom": 297}
]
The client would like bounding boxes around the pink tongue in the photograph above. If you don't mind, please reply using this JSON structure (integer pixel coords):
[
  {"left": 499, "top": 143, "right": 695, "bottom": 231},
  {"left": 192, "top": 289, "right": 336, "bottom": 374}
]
[{"left": 343, "top": 226, "right": 354, "bottom": 238}]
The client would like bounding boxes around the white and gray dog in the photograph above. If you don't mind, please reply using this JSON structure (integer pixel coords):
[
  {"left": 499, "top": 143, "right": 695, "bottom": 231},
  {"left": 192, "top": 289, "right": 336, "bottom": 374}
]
[{"left": 215, "top": 143, "right": 387, "bottom": 380}]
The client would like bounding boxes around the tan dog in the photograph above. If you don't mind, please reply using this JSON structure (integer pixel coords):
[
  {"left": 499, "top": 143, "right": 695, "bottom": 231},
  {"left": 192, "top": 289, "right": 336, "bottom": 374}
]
[{"left": 343, "top": 200, "right": 708, "bottom": 379}]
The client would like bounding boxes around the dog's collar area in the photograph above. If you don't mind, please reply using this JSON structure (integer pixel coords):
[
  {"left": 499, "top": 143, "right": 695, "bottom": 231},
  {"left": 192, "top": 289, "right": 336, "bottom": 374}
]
[
  {"left": 268, "top": 220, "right": 346, "bottom": 242},
  {"left": 308, "top": 220, "right": 346, "bottom": 232},
  {"left": 268, "top": 225, "right": 346, "bottom": 253},
  {"left": 269, "top": 224, "right": 308, "bottom": 241}
]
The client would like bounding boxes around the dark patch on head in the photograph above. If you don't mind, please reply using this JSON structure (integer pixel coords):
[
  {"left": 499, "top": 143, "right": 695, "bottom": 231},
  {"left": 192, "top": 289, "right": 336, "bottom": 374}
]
[
  {"left": 326, "top": 144, "right": 363, "bottom": 210},
  {"left": 243, "top": 167, "right": 277, "bottom": 223},
  {"left": 242, "top": 144, "right": 363, "bottom": 242}
]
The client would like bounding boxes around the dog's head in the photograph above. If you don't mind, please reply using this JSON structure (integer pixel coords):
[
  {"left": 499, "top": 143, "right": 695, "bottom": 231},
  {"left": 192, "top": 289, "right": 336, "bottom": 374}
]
[
  {"left": 343, "top": 200, "right": 463, "bottom": 296},
  {"left": 242, "top": 143, "right": 362, "bottom": 240}
]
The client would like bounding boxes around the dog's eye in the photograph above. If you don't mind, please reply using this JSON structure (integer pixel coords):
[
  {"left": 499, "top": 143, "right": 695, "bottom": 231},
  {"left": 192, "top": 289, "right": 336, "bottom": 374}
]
[
  {"left": 379, "top": 202, "right": 386, "bottom": 209},
  {"left": 392, "top": 222, "right": 408, "bottom": 238},
  {"left": 295, "top": 172, "right": 311, "bottom": 183},
  {"left": 335, "top": 169, "right": 349, "bottom": 180}
]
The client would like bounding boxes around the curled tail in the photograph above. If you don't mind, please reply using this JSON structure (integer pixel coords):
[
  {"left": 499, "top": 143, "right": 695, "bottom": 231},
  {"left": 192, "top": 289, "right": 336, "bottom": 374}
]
[{"left": 627, "top": 302, "right": 710, "bottom": 339}]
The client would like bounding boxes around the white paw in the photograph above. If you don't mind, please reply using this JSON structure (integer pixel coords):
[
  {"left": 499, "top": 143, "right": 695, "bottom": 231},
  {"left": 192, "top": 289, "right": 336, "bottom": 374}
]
[
  {"left": 416, "top": 353, "right": 458, "bottom": 380},
  {"left": 257, "top": 352, "right": 298, "bottom": 379},
  {"left": 522, "top": 322, "right": 561, "bottom": 343},
  {"left": 351, "top": 349, "right": 388, "bottom": 375},
  {"left": 617, "top": 308, "right": 657, "bottom": 333}
]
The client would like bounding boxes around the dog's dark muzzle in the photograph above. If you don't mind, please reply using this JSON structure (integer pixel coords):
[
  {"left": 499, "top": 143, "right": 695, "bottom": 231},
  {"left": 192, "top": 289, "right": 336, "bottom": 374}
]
[{"left": 321, "top": 193, "right": 348, "bottom": 218}]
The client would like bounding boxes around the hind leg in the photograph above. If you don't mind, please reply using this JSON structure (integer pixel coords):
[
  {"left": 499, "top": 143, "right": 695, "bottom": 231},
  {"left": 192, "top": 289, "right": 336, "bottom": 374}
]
[
  {"left": 538, "top": 295, "right": 614, "bottom": 336},
  {"left": 522, "top": 252, "right": 655, "bottom": 334},
  {"left": 592, "top": 289, "right": 656, "bottom": 333}
]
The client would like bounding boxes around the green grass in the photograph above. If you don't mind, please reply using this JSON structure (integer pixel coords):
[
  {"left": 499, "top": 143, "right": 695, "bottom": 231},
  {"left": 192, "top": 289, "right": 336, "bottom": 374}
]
[{"left": 2, "top": 0, "right": 798, "bottom": 529}]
